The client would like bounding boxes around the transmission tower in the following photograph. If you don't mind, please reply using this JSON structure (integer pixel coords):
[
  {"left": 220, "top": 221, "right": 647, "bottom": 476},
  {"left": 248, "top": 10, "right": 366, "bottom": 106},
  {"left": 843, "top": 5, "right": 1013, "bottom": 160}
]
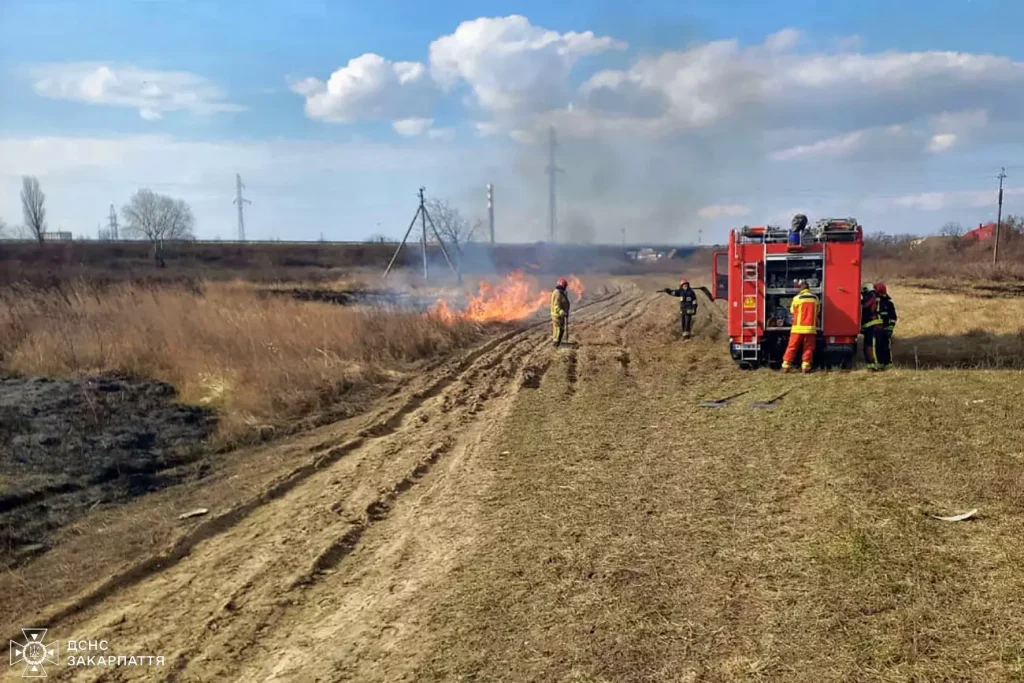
[
  {"left": 108, "top": 203, "right": 119, "bottom": 240},
  {"left": 487, "top": 183, "right": 495, "bottom": 244},
  {"left": 545, "top": 126, "right": 565, "bottom": 243},
  {"left": 233, "top": 173, "right": 251, "bottom": 242}
]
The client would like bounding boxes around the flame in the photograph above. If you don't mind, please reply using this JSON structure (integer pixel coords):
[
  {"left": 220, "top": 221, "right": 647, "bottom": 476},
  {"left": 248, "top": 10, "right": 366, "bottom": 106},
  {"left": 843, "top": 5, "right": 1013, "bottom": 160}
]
[{"left": 428, "top": 271, "right": 585, "bottom": 324}]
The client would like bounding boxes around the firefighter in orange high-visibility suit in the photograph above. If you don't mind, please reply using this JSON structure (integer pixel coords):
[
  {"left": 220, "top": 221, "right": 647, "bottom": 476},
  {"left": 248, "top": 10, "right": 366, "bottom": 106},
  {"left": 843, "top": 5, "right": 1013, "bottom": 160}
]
[{"left": 782, "top": 280, "right": 819, "bottom": 373}]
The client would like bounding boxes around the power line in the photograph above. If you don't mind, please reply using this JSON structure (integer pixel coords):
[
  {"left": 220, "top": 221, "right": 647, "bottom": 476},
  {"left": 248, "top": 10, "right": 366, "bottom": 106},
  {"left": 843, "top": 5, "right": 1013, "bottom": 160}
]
[
  {"left": 993, "top": 167, "right": 1007, "bottom": 265},
  {"left": 233, "top": 173, "right": 251, "bottom": 242}
]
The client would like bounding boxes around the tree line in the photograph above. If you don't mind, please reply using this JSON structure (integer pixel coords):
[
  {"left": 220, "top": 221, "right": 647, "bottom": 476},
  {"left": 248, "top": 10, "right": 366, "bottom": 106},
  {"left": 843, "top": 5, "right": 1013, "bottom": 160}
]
[{"left": 0, "top": 176, "right": 195, "bottom": 244}]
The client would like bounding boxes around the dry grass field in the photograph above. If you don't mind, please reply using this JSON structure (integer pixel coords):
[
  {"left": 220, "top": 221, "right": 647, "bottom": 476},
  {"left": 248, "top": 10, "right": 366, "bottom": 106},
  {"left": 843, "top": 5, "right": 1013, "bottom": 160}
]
[
  {"left": 2, "top": 251, "right": 1024, "bottom": 681},
  {"left": 0, "top": 278, "right": 482, "bottom": 443}
]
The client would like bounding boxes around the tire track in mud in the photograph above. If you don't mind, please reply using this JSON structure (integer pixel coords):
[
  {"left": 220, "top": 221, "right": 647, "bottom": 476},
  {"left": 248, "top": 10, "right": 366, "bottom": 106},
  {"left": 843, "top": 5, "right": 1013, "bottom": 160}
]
[
  {"left": 16, "top": 289, "right": 622, "bottom": 641},
  {"left": 219, "top": 290, "right": 653, "bottom": 682},
  {"left": 152, "top": 295, "right": 634, "bottom": 682},
  {"left": 566, "top": 349, "right": 579, "bottom": 394},
  {"left": 30, "top": 288, "right": 633, "bottom": 682}
]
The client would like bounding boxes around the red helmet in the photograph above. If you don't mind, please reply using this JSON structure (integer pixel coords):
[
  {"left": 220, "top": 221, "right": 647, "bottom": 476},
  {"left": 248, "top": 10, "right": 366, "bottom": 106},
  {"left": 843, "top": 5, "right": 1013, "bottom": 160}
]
[
  {"left": 679, "top": 278, "right": 689, "bottom": 286},
  {"left": 874, "top": 282, "right": 887, "bottom": 295},
  {"left": 557, "top": 277, "right": 568, "bottom": 289}
]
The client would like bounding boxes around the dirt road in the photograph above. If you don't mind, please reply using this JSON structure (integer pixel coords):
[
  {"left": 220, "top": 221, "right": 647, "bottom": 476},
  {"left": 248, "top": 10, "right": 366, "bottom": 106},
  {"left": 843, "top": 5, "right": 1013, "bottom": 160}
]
[{"left": 6, "top": 280, "right": 1024, "bottom": 682}]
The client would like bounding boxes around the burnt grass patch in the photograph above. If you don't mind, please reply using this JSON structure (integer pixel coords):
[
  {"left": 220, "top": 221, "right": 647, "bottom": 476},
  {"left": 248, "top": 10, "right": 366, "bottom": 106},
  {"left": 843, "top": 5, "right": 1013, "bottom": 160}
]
[
  {"left": 0, "top": 375, "right": 216, "bottom": 566},
  {"left": 263, "top": 287, "right": 446, "bottom": 311}
]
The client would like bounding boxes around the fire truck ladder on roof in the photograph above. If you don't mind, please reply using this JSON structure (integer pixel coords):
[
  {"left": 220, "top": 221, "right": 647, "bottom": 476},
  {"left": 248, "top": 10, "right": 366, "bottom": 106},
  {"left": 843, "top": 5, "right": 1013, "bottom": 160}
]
[{"left": 739, "top": 259, "right": 762, "bottom": 363}]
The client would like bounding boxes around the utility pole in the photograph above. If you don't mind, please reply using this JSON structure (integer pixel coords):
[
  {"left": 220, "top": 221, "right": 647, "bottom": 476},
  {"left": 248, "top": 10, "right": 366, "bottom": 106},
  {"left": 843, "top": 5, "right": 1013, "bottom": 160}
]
[
  {"left": 108, "top": 203, "right": 119, "bottom": 240},
  {"left": 234, "top": 173, "right": 251, "bottom": 242},
  {"left": 420, "top": 188, "right": 429, "bottom": 278},
  {"left": 487, "top": 183, "right": 495, "bottom": 244},
  {"left": 993, "top": 167, "right": 1007, "bottom": 265},
  {"left": 382, "top": 187, "right": 457, "bottom": 281},
  {"left": 545, "top": 126, "right": 565, "bottom": 243},
  {"left": 698, "top": 227, "right": 703, "bottom": 245}
]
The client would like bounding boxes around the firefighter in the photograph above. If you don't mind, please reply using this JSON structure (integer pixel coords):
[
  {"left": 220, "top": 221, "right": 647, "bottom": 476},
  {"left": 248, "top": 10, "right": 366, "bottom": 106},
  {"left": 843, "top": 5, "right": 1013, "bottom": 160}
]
[
  {"left": 782, "top": 279, "right": 819, "bottom": 373},
  {"left": 789, "top": 213, "right": 808, "bottom": 247},
  {"left": 860, "top": 282, "right": 883, "bottom": 369},
  {"left": 874, "top": 282, "right": 897, "bottom": 370},
  {"left": 662, "top": 278, "right": 699, "bottom": 339},
  {"left": 551, "top": 277, "right": 571, "bottom": 347}
]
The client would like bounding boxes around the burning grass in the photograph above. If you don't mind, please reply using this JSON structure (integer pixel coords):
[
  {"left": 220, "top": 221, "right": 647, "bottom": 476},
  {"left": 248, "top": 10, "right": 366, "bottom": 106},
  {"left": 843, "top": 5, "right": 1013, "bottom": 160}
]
[
  {"left": 0, "top": 280, "right": 483, "bottom": 443},
  {"left": 429, "top": 271, "right": 584, "bottom": 324}
]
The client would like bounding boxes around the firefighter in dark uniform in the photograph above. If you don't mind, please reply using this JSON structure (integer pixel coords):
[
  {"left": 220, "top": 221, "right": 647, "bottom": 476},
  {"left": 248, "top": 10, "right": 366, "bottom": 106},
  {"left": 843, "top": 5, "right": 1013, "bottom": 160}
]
[
  {"left": 861, "top": 283, "right": 883, "bottom": 368},
  {"left": 662, "top": 278, "right": 699, "bottom": 339},
  {"left": 874, "top": 282, "right": 897, "bottom": 370}
]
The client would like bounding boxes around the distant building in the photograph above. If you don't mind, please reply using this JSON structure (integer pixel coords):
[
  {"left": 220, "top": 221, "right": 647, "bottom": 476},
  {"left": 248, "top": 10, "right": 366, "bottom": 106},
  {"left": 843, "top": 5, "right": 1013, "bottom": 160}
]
[
  {"left": 40, "top": 231, "right": 73, "bottom": 241},
  {"left": 963, "top": 223, "right": 996, "bottom": 241}
]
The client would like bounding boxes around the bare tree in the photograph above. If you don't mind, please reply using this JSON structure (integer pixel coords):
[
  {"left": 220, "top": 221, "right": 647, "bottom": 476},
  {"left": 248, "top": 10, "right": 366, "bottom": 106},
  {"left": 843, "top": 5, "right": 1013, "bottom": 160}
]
[
  {"left": 939, "top": 221, "right": 964, "bottom": 239},
  {"left": 122, "top": 188, "right": 196, "bottom": 243},
  {"left": 20, "top": 176, "right": 47, "bottom": 244},
  {"left": 426, "top": 198, "right": 481, "bottom": 282},
  {"left": 1004, "top": 215, "right": 1024, "bottom": 241}
]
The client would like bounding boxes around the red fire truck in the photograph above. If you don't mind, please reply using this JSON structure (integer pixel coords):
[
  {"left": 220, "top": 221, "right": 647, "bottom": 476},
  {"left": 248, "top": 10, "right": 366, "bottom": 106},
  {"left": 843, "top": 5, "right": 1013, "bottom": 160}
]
[{"left": 711, "top": 218, "right": 864, "bottom": 370}]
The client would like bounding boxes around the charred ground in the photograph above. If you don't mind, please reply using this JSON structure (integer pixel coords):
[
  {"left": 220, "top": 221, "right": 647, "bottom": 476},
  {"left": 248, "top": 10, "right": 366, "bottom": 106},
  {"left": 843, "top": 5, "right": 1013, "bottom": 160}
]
[{"left": 0, "top": 375, "right": 216, "bottom": 566}]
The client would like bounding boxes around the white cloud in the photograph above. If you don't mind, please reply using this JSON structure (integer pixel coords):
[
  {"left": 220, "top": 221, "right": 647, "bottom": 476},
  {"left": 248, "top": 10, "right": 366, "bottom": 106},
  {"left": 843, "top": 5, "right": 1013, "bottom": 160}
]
[
  {"left": 564, "top": 30, "right": 1024, "bottom": 143},
  {"left": 291, "top": 53, "right": 437, "bottom": 124},
  {"left": 764, "top": 28, "right": 801, "bottom": 52},
  {"left": 771, "top": 125, "right": 916, "bottom": 161},
  {"left": 427, "top": 127, "right": 455, "bottom": 141},
  {"left": 285, "top": 19, "right": 1022, "bottom": 166},
  {"left": 429, "top": 15, "right": 625, "bottom": 117},
  {"left": 772, "top": 130, "right": 869, "bottom": 161},
  {"left": 393, "top": 118, "right": 434, "bottom": 136},
  {"left": 928, "top": 133, "right": 957, "bottom": 153},
  {"left": 698, "top": 204, "right": 751, "bottom": 219},
  {"left": 29, "top": 62, "right": 244, "bottom": 119},
  {"left": 931, "top": 109, "right": 989, "bottom": 133}
]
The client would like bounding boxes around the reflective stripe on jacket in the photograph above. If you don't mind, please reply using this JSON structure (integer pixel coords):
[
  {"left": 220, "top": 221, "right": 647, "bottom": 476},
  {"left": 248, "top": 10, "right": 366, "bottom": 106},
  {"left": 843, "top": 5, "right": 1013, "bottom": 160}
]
[
  {"left": 878, "top": 294, "right": 897, "bottom": 329},
  {"left": 551, "top": 288, "right": 569, "bottom": 318},
  {"left": 861, "top": 291, "right": 882, "bottom": 330},
  {"left": 789, "top": 289, "right": 819, "bottom": 334},
  {"left": 667, "top": 287, "right": 699, "bottom": 314}
]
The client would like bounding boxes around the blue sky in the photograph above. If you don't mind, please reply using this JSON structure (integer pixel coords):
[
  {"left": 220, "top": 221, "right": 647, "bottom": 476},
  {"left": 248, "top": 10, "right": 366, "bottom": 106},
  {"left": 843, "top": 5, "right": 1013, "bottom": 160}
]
[{"left": 1, "top": 0, "right": 1022, "bottom": 243}]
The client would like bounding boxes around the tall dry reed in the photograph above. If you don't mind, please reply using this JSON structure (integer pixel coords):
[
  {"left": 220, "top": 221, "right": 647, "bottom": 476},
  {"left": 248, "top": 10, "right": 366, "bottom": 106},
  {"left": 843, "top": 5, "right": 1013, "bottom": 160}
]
[{"left": 0, "top": 281, "right": 482, "bottom": 439}]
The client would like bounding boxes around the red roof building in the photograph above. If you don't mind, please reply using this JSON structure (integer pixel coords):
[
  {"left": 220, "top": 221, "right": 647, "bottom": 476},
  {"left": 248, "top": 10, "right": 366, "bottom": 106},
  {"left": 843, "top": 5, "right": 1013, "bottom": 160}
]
[{"left": 964, "top": 222, "right": 996, "bottom": 241}]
